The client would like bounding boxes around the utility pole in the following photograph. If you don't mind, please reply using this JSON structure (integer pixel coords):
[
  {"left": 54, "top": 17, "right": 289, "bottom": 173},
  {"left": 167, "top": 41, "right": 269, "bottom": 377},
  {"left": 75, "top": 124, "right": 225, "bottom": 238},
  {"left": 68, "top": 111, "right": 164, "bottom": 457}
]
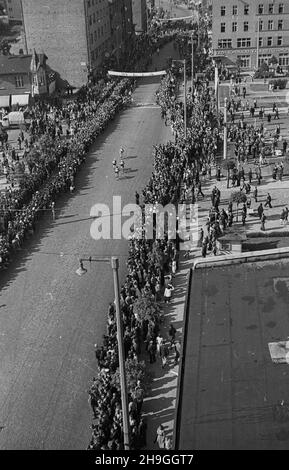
[
  {"left": 111, "top": 257, "right": 130, "bottom": 451},
  {"left": 223, "top": 97, "right": 228, "bottom": 160},
  {"left": 76, "top": 256, "right": 130, "bottom": 450},
  {"left": 215, "top": 65, "right": 219, "bottom": 113},
  {"left": 256, "top": 15, "right": 260, "bottom": 70},
  {"left": 191, "top": 32, "right": 194, "bottom": 96},
  {"left": 184, "top": 59, "right": 187, "bottom": 139}
]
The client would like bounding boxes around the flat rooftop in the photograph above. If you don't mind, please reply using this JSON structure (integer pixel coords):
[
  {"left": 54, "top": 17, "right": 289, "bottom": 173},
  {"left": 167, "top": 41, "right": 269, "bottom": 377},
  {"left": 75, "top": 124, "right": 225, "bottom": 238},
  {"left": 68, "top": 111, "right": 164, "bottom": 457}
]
[{"left": 177, "top": 260, "right": 289, "bottom": 450}]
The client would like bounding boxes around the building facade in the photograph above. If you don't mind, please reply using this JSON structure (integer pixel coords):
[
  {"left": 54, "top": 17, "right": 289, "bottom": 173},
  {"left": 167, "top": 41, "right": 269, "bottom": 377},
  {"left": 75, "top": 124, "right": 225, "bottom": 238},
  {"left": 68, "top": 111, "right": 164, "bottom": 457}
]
[
  {"left": 0, "top": 52, "right": 50, "bottom": 108},
  {"left": 21, "top": 0, "right": 111, "bottom": 88},
  {"left": 107, "top": 0, "right": 134, "bottom": 67},
  {"left": 132, "top": 0, "right": 147, "bottom": 34},
  {"left": 6, "top": 0, "right": 22, "bottom": 22},
  {"left": 212, "top": 1, "right": 289, "bottom": 70}
]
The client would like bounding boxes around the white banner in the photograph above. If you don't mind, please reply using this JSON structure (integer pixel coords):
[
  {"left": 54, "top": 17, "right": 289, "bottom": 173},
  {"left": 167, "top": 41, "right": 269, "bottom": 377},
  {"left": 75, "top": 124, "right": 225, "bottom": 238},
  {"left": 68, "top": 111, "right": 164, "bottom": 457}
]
[
  {"left": 158, "top": 15, "right": 194, "bottom": 22},
  {"left": 108, "top": 71, "right": 167, "bottom": 77}
]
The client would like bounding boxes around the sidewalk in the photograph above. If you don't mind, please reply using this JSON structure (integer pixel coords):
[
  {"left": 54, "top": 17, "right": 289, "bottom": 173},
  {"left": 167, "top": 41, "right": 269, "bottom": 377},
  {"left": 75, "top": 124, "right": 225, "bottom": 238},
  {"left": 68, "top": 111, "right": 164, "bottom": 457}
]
[{"left": 142, "top": 255, "right": 191, "bottom": 449}]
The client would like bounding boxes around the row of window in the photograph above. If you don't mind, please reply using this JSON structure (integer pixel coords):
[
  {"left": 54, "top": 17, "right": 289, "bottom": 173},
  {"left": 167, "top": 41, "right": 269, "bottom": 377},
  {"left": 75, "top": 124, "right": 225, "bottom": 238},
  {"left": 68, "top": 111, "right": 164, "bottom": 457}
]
[
  {"left": 221, "top": 3, "right": 285, "bottom": 16},
  {"left": 87, "top": 0, "right": 104, "bottom": 8},
  {"left": 221, "top": 19, "right": 284, "bottom": 33},
  {"left": 218, "top": 36, "right": 284, "bottom": 49},
  {"left": 90, "top": 24, "right": 108, "bottom": 45},
  {"left": 91, "top": 38, "right": 110, "bottom": 62},
  {"left": 89, "top": 11, "right": 108, "bottom": 26},
  {"left": 236, "top": 54, "right": 289, "bottom": 68}
]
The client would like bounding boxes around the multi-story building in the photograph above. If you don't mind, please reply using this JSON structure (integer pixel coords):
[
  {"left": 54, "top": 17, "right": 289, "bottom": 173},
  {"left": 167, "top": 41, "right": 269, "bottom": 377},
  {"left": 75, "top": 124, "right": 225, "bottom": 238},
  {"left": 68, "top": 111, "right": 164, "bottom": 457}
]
[
  {"left": 132, "top": 0, "right": 147, "bottom": 34},
  {"left": 0, "top": 50, "right": 52, "bottom": 109},
  {"left": 107, "top": 0, "right": 134, "bottom": 67},
  {"left": 212, "top": 1, "right": 289, "bottom": 70},
  {"left": 6, "top": 0, "right": 22, "bottom": 22},
  {"left": 21, "top": 0, "right": 111, "bottom": 88}
]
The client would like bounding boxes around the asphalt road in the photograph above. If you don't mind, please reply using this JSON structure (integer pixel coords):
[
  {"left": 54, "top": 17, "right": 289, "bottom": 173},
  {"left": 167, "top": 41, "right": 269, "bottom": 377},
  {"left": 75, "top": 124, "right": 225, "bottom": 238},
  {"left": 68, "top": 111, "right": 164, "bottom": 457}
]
[{"left": 0, "top": 43, "right": 179, "bottom": 450}]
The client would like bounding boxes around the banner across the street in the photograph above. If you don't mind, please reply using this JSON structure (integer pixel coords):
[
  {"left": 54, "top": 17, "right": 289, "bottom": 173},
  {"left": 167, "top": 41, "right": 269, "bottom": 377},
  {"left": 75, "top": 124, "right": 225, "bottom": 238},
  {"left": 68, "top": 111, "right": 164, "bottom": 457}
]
[
  {"left": 108, "top": 71, "right": 167, "bottom": 77},
  {"left": 158, "top": 14, "right": 194, "bottom": 22}
]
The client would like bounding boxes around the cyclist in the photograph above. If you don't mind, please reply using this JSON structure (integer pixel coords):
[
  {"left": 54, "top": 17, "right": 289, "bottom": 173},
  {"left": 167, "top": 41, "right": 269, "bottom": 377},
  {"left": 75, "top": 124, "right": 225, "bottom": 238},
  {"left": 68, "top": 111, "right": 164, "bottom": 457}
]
[
  {"left": 120, "top": 159, "right": 125, "bottom": 174},
  {"left": 119, "top": 147, "right": 125, "bottom": 159},
  {"left": 114, "top": 165, "right": 120, "bottom": 179}
]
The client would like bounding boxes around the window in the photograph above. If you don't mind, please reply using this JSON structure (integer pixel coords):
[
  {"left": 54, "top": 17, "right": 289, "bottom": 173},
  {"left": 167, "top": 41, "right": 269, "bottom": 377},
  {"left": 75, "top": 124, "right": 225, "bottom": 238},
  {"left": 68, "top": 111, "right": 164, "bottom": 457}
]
[
  {"left": 221, "top": 6, "right": 226, "bottom": 16},
  {"left": 259, "top": 54, "right": 271, "bottom": 66},
  {"left": 232, "top": 5, "right": 237, "bottom": 15},
  {"left": 87, "top": 0, "right": 90, "bottom": 7},
  {"left": 217, "top": 39, "right": 232, "bottom": 49},
  {"left": 279, "top": 3, "right": 284, "bottom": 14},
  {"left": 268, "top": 20, "right": 273, "bottom": 30},
  {"left": 277, "top": 36, "right": 283, "bottom": 46},
  {"left": 237, "top": 38, "right": 251, "bottom": 48},
  {"left": 278, "top": 20, "right": 283, "bottom": 30},
  {"left": 90, "top": 33, "right": 93, "bottom": 44},
  {"left": 279, "top": 53, "right": 289, "bottom": 66},
  {"left": 268, "top": 3, "right": 274, "bottom": 14},
  {"left": 259, "top": 37, "right": 263, "bottom": 47},
  {"left": 15, "top": 76, "right": 24, "bottom": 88},
  {"left": 221, "top": 23, "right": 226, "bottom": 33},
  {"left": 267, "top": 37, "right": 273, "bottom": 46},
  {"left": 89, "top": 15, "right": 92, "bottom": 26},
  {"left": 93, "top": 13, "right": 95, "bottom": 23},
  {"left": 232, "top": 22, "right": 237, "bottom": 32},
  {"left": 91, "top": 50, "right": 95, "bottom": 61},
  {"left": 237, "top": 55, "right": 250, "bottom": 68},
  {"left": 259, "top": 20, "right": 263, "bottom": 31},
  {"left": 258, "top": 4, "right": 264, "bottom": 14},
  {"left": 244, "top": 4, "right": 249, "bottom": 15},
  {"left": 244, "top": 21, "right": 249, "bottom": 32}
]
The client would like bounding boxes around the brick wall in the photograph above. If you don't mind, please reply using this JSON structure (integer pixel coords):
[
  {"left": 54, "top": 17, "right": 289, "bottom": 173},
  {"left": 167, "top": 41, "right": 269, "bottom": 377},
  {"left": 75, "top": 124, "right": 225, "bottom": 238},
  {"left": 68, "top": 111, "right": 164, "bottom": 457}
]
[{"left": 22, "top": 0, "right": 89, "bottom": 88}]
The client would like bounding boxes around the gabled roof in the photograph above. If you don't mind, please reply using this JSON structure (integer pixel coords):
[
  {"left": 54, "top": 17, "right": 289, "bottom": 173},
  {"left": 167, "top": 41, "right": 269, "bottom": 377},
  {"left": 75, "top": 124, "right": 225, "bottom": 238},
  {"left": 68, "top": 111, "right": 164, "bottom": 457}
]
[
  {"left": 0, "top": 55, "right": 32, "bottom": 75},
  {"left": 0, "top": 54, "right": 47, "bottom": 75}
]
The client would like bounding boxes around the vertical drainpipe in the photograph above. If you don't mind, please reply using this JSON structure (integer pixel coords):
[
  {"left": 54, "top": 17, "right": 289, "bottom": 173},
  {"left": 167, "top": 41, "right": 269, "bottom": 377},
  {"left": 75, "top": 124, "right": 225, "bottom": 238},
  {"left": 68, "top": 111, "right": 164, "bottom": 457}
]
[
  {"left": 20, "top": 0, "right": 28, "bottom": 54},
  {"left": 83, "top": 0, "right": 91, "bottom": 82}
]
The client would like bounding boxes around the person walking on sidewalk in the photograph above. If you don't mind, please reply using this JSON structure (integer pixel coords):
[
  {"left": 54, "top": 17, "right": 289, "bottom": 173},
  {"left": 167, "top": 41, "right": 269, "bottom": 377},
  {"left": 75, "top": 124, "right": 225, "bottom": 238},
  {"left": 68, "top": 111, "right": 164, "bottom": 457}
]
[
  {"left": 168, "top": 323, "right": 176, "bottom": 348},
  {"left": 164, "top": 283, "right": 174, "bottom": 304},
  {"left": 148, "top": 340, "right": 156, "bottom": 364},
  {"left": 264, "top": 193, "right": 272, "bottom": 208},
  {"left": 197, "top": 181, "right": 204, "bottom": 198},
  {"left": 257, "top": 202, "right": 264, "bottom": 219},
  {"left": 260, "top": 212, "right": 266, "bottom": 231},
  {"left": 154, "top": 425, "right": 166, "bottom": 449},
  {"left": 160, "top": 342, "right": 170, "bottom": 369},
  {"left": 174, "top": 341, "right": 181, "bottom": 365}
]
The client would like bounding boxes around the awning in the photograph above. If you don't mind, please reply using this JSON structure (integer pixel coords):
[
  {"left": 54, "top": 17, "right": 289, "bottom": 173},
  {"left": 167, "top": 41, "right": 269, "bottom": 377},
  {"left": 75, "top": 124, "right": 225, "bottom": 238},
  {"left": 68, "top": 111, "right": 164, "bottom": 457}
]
[
  {"left": 0, "top": 96, "right": 10, "bottom": 108},
  {"left": 11, "top": 94, "right": 30, "bottom": 106}
]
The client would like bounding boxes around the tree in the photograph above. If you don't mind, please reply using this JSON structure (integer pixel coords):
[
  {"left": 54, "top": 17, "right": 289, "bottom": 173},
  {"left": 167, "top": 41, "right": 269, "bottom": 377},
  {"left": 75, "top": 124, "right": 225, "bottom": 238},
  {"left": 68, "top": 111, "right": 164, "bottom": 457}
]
[
  {"left": 259, "top": 62, "right": 269, "bottom": 78},
  {"left": 133, "top": 295, "right": 161, "bottom": 325},
  {"left": 269, "top": 55, "right": 278, "bottom": 66},
  {"left": 230, "top": 191, "right": 247, "bottom": 222},
  {"left": 222, "top": 160, "right": 235, "bottom": 189},
  {"left": 110, "top": 358, "right": 148, "bottom": 395},
  {"left": 0, "top": 39, "right": 11, "bottom": 56}
]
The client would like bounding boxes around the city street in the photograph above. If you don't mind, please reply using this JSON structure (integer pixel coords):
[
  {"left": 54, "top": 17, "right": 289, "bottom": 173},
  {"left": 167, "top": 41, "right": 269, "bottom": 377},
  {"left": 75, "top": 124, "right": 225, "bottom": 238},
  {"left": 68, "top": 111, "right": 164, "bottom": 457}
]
[{"left": 0, "top": 43, "right": 178, "bottom": 450}]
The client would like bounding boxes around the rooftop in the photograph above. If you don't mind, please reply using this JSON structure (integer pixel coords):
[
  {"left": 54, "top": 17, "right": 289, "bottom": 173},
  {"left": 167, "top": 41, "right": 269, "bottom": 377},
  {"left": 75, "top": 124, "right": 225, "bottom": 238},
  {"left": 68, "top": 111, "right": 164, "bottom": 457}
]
[
  {"left": 0, "top": 53, "right": 47, "bottom": 75},
  {"left": 177, "top": 260, "right": 289, "bottom": 449}
]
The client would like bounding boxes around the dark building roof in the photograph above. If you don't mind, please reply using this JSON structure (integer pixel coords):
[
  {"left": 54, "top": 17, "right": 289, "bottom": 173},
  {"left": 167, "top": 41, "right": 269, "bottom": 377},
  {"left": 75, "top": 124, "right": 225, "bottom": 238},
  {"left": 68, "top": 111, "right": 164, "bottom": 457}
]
[{"left": 0, "top": 53, "right": 47, "bottom": 75}]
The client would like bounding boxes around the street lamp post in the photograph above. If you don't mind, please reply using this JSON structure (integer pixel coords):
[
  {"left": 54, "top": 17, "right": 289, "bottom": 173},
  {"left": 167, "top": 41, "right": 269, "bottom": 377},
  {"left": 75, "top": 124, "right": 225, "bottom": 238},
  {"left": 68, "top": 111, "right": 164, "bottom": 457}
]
[
  {"left": 223, "top": 97, "right": 228, "bottom": 160},
  {"left": 76, "top": 256, "right": 130, "bottom": 450},
  {"left": 191, "top": 32, "right": 194, "bottom": 96},
  {"left": 183, "top": 59, "right": 187, "bottom": 139},
  {"left": 172, "top": 59, "right": 187, "bottom": 138}
]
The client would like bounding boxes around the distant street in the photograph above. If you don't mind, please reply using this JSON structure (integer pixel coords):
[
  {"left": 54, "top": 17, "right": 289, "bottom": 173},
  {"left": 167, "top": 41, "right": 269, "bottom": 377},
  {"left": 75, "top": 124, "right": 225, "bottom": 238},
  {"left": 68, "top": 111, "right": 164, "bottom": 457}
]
[{"left": 0, "top": 42, "right": 179, "bottom": 450}]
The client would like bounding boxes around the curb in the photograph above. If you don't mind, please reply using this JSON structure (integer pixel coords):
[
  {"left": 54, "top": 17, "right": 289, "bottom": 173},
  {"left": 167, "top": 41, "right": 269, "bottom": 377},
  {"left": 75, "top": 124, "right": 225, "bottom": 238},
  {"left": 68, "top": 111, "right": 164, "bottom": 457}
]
[
  {"left": 193, "top": 246, "right": 289, "bottom": 269},
  {"left": 172, "top": 267, "right": 193, "bottom": 450}
]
